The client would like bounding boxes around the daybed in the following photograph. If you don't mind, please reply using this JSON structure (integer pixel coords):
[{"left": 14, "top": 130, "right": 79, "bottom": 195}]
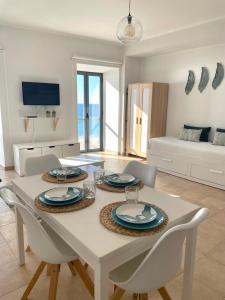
[{"left": 147, "top": 136, "right": 225, "bottom": 190}]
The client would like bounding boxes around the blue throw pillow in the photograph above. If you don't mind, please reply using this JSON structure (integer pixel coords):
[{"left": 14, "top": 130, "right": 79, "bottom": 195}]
[
  {"left": 217, "top": 128, "right": 225, "bottom": 133},
  {"left": 184, "top": 125, "right": 211, "bottom": 142}
]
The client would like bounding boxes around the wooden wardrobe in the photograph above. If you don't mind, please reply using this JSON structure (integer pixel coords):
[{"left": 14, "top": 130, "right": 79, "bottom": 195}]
[{"left": 126, "top": 82, "right": 169, "bottom": 158}]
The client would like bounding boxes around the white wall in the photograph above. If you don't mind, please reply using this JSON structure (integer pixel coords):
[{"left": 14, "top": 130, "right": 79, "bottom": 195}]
[
  {"left": 124, "top": 56, "right": 142, "bottom": 88},
  {"left": 140, "top": 43, "right": 225, "bottom": 140},
  {"left": 0, "top": 26, "right": 123, "bottom": 166},
  {"left": 103, "top": 68, "right": 120, "bottom": 152}
]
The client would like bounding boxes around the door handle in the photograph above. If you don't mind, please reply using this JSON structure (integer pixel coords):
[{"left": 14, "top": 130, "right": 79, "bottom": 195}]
[
  {"left": 139, "top": 117, "right": 142, "bottom": 125},
  {"left": 85, "top": 113, "right": 89, "bottom": 120},
  {"left": 136, "top": 117, "right": 138, "bottom": 124}
]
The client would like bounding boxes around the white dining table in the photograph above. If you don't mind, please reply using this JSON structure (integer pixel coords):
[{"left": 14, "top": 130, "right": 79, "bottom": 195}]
[{"left": 12, "top": 167, "right": 199, "bottom": 300}]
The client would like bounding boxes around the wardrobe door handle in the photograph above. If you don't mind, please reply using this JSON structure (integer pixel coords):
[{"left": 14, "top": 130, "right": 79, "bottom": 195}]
[
  {"left": 136, "top": 117, "right": 138, "bottom": 124},
  {"left": 139, "top": 117, "right": 142, "bottom": 125}
]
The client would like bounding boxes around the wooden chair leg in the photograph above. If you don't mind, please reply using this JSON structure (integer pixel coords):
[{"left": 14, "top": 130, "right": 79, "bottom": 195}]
[
  {"left": 25, "top": 245, "right": 31, "bottom": 252},
  {"left": 133, "top": 293, "right": 138, "bottom": 299},
  {"left": 72, "top": 259, "right": 94, "bottom": 297},
  {"left": 48, "top": 264, "right": 60, "bottom": 300},
  {"left": 47, "top": 264, "right": 52, "bottom": 276},
  {"left": 142, "top": 294, "right": 149, "bottom": 300},
  {"left": 158, "top": 287, "right": 171, "bottom": 300},
  {"left": 21, "top": 261, "right": 46, "bottom": 300},
  {"left": 84, "top": 262, "right": 88, "bottom": 270},
  {"left": 110, "top": 287, "right": 125, "bottom": 300},
  {"left": 67, "top": 262, "right": 76, "bottom": 276}
]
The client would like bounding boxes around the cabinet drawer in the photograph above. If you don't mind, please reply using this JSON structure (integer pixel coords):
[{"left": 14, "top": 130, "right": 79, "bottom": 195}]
[
  {"left": 190, "top": 165, "right": 225, "bottom": 186},
  {"left": 42, "top": 145, "right": 62, "bottom": 158},
  {"left": 150, "top": 154, "right": 188, "bottom": 175},
  {"left": 62, "top": 144, "right": 80, "bottom": 157},
  {"left": 20, "top": 148, "right": 42, "bottom": 176}
]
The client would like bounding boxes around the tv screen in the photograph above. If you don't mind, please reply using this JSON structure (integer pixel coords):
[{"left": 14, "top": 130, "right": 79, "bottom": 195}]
[{"left": 22, "top": 82, "right": 60, "bottom": 105}]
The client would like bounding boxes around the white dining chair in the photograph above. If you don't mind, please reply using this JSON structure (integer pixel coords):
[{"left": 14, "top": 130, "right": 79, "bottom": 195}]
[
  {"left": 24, "top": 154, "right": 61, "bottom": 176},
  {"left": 0, "top": 187, "right": 42, "bottom": 253},
  {"left": 109, "top": 208, "right": 208, "bottom": 300},
  {"left": 0, "top": 186, "right": 24, "bottom": 206},
  {"left": 12, "top": 200, "right": 94, "bottom": 300},
  {"left": 123, "top": 161, "right": 157, "bottom": 188}
]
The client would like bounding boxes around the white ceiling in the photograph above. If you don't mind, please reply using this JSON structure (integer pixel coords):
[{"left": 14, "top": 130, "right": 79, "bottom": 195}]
[{"left": 0, "top": 0, "right": 225, "bottom": 43}]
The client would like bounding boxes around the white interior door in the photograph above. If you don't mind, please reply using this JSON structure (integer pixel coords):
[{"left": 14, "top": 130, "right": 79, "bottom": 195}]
[{"left": 139, "top": 84, "right": 152, "bottom": 157}]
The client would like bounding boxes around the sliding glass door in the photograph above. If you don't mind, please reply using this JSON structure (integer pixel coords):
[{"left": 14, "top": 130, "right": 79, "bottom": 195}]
[{"left": 77, "top": 71, "right": 103, "bottom": 152}]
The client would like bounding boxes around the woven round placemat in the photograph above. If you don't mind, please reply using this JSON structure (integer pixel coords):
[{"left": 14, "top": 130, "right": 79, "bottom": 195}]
[
  {"left": 96, "top": 181, "right": 144, "bottom": 193},
  {"left": 100, "top": 202, "right": 168, "bottom": 237},
  {"left": 42, "top": 170, "right": 88, "bottom": 184},
  {"left": 35, "top": 196, "right": 94, "bottom": 213}
]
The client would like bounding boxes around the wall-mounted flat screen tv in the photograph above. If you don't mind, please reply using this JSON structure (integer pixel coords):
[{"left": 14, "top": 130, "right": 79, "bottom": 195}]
[{"left": 22, "top": 82, "right": 60, "bottom": 105}]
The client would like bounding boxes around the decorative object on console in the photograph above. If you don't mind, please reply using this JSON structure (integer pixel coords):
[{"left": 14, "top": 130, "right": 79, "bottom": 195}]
[
  {"left": 116, "top": 0, "right": 143, "bottom": 44},
  {"left": 212, "top": 62, "right": 224, "bottom": 89},
  {"left": 52, "top": 110, "right": 56, "bottom": 117},
  {"left": 185, "top": 70, "right": 195, "bottom": 95},
  {"left": 213, "top": 131, "right": 225, "bottom": 146},
  {"left": 184, "top": 124, "right": 211, "bottom": 142},
  {"left": 46, "top": 110, "right": 51, "bottom": 118},
  {"left": 53, "top": 117, "right": 60, "bottom": 131},
  {"left": 198, "top": 67, "right": 209, "bottom": 93},
  {"left": 179, "top": 128, "right": 202, "bottom": 142}
]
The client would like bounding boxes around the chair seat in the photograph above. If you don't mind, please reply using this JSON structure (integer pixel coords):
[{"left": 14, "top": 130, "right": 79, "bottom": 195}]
[{"left": 110, "top": 250, "right": 149, "bottom": 284}]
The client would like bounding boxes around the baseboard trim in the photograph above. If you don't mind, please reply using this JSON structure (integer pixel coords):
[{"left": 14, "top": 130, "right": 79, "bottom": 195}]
[{"left": 4, "top": 166, "right": 14, "bottom": 171}]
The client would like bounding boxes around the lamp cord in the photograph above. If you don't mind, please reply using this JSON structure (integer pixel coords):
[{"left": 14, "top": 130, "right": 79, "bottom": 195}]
[{"left": 128, "top": 0, "right": 131, "bottom": 15}]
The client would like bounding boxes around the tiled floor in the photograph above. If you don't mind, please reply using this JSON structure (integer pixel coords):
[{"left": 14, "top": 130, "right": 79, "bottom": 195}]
[{"left": 0, "top": 153, "right": 225, "bottom": 300}]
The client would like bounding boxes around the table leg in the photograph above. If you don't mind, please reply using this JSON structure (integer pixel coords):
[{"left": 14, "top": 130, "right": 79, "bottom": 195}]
[
  {"left": 15, "top": 208, "right": 25, "bottom": 266},
  {"left": 182, "top": 228, "right": 197, "bottom": 300},
  {"left": 95, "top": 264, "right": 109, "bottom": 300}
]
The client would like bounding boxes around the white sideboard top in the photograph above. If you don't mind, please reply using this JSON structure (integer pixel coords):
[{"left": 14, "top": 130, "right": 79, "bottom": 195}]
[{"left": 13, "top": 140, "right": 78, "bottom": 150}]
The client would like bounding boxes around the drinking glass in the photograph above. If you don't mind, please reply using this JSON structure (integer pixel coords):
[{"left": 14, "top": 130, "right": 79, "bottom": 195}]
[
  {"left": 125, "top": 186, "right": 139, "bottom": 204},
  {"left": 93, "top": 169, "right": 105, "bottom": 184},
  {"left": 83, "top": 180, "right": 96, "bottom": 199},
  {"left": 56, "top": 168, "right": 67, "bottom": 183}
]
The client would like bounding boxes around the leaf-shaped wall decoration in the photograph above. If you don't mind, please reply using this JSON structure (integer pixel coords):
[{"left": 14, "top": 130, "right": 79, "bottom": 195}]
[
  {"left": 185, "top": 70, "right": 195, "bottom": 95},
  {"left": 212, "top": 63, "right": 224, "bottom": 89},
  {"left": 198, "top": 67, "right": 209, "bottom": 93}
]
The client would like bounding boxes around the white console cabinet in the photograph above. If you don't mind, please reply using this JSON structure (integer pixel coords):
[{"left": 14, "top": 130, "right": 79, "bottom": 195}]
[{"left": 13, "top": 140, "right": 80, "bottom": 176}]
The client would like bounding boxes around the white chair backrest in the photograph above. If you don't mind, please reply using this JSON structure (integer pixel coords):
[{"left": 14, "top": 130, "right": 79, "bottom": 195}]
[
  {"left": 0, "top": 187, "right": 22, "bottom": 205},
  {"left": 119, "top": 208, "right": 208, "bottom": 293},
  {"left": 13, "top": 200, "right": 72, "bottom": 263},
  {"left": 124, "top": 161, "right": 157, "bottom": 188},
  {"left": 25, "top": 154, "right": 61, "bottom": 176}
]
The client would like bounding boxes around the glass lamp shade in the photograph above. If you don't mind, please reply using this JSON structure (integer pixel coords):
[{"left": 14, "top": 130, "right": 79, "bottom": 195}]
[{"left": 117, "top": 15, "right": 143, "bottom": 44}]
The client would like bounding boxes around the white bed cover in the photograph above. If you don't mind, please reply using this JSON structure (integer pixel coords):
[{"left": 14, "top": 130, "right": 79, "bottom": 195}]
[{"left": 149, "top": 137, "right": 225, "bottom": 165}]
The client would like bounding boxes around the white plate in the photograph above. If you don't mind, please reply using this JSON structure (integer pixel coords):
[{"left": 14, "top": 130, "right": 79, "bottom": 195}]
[
  {"left": 44, "top": 187, "right": 80, "bottom": 202},
  {"left": 108, "top": 173, "right": 135, "bottom": 184},
  {"left": 116, "top": 203, "right": 157, "bottom": 224}
]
